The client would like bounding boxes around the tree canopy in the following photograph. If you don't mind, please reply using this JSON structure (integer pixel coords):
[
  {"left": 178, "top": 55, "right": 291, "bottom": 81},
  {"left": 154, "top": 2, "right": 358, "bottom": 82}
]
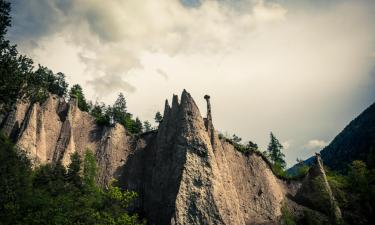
[
  {"left": 154, "top": 111, "right": 163, "bottom": 124},
  {"left": 267, "top": 132, "right": 286, "bottom": 169},
  {"left": 0, "top": 133, "right": 145, "bottom": 225},
  {"left": 69, "top": 84, "right": 89, "bottom": 112}
]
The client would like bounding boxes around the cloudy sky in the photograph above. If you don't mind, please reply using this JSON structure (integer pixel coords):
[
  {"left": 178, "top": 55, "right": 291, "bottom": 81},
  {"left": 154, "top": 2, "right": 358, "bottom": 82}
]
[{"left": 7, "top": 0, "right": 375, "bottom": 166}]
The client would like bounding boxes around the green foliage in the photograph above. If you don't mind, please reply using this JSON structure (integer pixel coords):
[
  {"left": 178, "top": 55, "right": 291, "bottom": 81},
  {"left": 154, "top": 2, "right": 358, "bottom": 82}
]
[
  {"left": 113, "top": 93, "right": 127, "bottom": 123},
  {"left": 246, "top": 141, "right": 258, "bottom": 152},
  {"left": 0, "top": 133, "right": 145, "bottom": 225},
  {"left": 83, "top": 149, "right": 97, "bottom": 189},
  {"left": 347, "top": 160, "right": 370, "bottom": 194},
  {"left": 293, "top": 160, "right": 311, "bottom": 178},
  {"left": 154, "top": 111, "right": 163, "bottom": 124},
  {"left": 133, "top": 117, "right": 143, "bottom": 134},
  {"left": 311, "top": 176, "right": 332, "bottom": 213},
  {"left": 90, "top": 102, "right": 111, "bottom": 126},
  {"left": 69, "top": 84, "right": 90, "bottom": 112},
  {"left": 300, "top": 210, "right": 326, "bottom": 225},
  {"left": 0, "top": 133, "right": 32, "bottom": 224},
  {"left": 88, "top": 93, "right": 145, "bottom": 134},
  {"left": 0, "top": 0, "right": 10, "bottom": 37},
  {"left": 272, "top": 161, "right": 289, "bottom": 178},
  {"left": 281, "top": 204, "right": 297, "bottom": 225},
  {"left": 267, "top": 132, "right": 286, "bottom": 169},
  {"left": 325, "top": 161, "right": 375, "bottom": 225},
  {"left": 66, "top": 152, "right": 82, "bottom": 188},
  {"left": 143, "top": 120, "right": 152, "bottom": 132},
  {"left": 231, "top": 134, "right": 242, "bottom": 143},
  {"left": 0, "top": 1, "right": 68, "bottom": 114},
  {"left": 222, "top": 132, "right": 305, "bottom": 181}
]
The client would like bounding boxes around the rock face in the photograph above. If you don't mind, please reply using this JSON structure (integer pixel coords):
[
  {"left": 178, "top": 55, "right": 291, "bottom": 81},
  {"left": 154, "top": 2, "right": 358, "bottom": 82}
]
[
  {"left": 1, "top": 90, "right": 338, "bottom": 225},
  {"left": 295, "top": 153, "right": 342, "bottom": 224},
  {"left": 1, "top": 95, "right": 132, "bottom": 184}
]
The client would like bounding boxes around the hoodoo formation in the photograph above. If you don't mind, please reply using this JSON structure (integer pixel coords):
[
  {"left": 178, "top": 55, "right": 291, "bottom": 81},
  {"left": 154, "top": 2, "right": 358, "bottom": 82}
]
[{"left": 1, "top": 90, "right": 340, "bottom": 225}]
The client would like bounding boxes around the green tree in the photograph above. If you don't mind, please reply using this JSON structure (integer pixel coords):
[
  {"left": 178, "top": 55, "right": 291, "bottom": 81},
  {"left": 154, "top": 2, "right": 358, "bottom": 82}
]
[
  {"left": 133, "top": 117, "right": 143, "bottom": 134},
  {"left": 0, "top": 133, "right": 32, "bottom": 224},
  {"left": 246, "top": 141, "right": 258, "bottom": 151},
  {"left": 0, "top": 0, "right": 33, "bottom": 113},
  {"left": 154, "top": 111, "right": 163, "bottom": 124},
  {"left": 69, "top": 84, "right": 89, "bottom": 112},
  {"left": 83, "top": 149, "right": 97, "bottom": 189},
  {"left": 113, "top": 93, "right": 127, "bottom": 123},
  {"left": 348, "top": 161, "right": 370, "bottom": 195},
  {"left": 0, "top": 0, "right": 10, "bottom": 37},
  {"left": 66, "top": 152, "right": 82, "bottom": 188},
  {"left": 143, "top": 120, "right": 152, "bottom": 132},
  {"left": 91, "top": 101, "right": 110, "bottom": 125},
  {"left": 124, "top": 113, "right": 135, "bottom": 132},
  {"left": 267, "top": 132, "right": 286, "bottom": 169}
]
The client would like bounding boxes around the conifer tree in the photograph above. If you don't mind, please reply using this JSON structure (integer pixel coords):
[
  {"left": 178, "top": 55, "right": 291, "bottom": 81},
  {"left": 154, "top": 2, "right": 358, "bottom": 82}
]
[
  {"left": 154, "top": 111, "right": 163, "bottom": 124},
  {"left": 66, "top": 152, "right": 82, "bottom": 188},
  {"left": 267, "top": 132, "right": 286, "bottom": 168},
  {"left": 133, "top": 117, "right": 143, "bottom": 134},
  {"left": 69, "top": 84, "right": 89, "bottom": 111},
  {"left": 143, "top": 120, "right": 152, "bottom": 132},
  {"left": 113, "top": 93, "right": 127, "bottom": 123}
]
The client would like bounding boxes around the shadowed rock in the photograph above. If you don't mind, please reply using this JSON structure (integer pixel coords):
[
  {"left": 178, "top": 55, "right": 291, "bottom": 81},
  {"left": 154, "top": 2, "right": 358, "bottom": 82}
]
[{"left": 295, "top": 153, "right": 342, "bottom": 224}]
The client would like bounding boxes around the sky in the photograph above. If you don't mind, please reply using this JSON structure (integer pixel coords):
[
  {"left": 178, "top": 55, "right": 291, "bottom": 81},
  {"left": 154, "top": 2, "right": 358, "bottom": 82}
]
[{"left": 7, "top": 0, "right": 375, "bottom": 167}]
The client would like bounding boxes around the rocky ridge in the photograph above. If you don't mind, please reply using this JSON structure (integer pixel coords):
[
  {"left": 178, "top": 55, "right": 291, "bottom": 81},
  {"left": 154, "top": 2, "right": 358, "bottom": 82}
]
[{"left": 1, "top": 90, "right": 340, "bottom": 225}]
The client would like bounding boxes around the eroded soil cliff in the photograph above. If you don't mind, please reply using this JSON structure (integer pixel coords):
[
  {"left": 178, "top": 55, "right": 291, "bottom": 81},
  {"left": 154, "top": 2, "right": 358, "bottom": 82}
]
[{"left": 1, "top": 91, "right": 338, "bottom": 225}]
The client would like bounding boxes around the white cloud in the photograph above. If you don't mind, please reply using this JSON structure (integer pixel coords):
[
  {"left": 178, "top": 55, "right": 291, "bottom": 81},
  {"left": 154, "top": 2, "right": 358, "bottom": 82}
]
[
  {"left": 282, "top": 140, "right": 293, "bottom": 150},
  {"left": 304, "top": 139, "right": 328, "bottom": 151},
  {"left": 10, "top": 0, "right": 289, "bottom": 96},
  {"left": 253, "top": 0, "right": 287, "bottom": 22}
]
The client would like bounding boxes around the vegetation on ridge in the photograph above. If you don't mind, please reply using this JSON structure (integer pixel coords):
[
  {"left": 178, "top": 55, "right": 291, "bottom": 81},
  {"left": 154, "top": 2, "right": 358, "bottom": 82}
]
[{"left": 220, "top": 132, "right": 309, "bottom": 180}]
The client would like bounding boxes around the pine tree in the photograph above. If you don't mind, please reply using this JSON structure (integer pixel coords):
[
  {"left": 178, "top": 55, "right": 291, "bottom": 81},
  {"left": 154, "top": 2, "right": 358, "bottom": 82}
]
[
  {"left": 69, "top": 84, "right": 89, "bottom": 111},
  {"left": 154, "top": 111, "right": 163, "bottom": 124},
  {"left": 143, "top": 121, "right": 152, "bottom": 132},
  {"left": 133, "top": 117, "right": 143, "bottom": 134},
  {"left": 113, "top": 93, "right": 127, "bottom": 123},
  {"left": 267, "top": 132, "right": 286, "bottom": 169},
  {"left": 66, "top": 152, "right": 82, "bottom": 188}
]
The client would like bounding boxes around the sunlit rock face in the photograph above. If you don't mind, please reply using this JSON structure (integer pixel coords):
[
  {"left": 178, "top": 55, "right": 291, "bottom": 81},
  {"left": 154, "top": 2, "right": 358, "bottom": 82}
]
[
  {"left": 1, "top": 95, "right": 132, "bottom": 185},
  {"left": 1, "top": 90, "right": 335, "bottom": 225}
]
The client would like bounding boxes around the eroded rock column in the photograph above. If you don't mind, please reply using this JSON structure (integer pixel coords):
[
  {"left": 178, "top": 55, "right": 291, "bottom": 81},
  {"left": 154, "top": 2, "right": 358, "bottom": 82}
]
[{"left": 204, "top": 95, "right": 215, "bottom": 149}]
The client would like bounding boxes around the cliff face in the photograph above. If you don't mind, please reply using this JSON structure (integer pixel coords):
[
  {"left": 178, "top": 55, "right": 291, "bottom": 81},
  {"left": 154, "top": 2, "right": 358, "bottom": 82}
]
[
  {"left": 1, "top": 95, "right": 132, "bottom": 185},
  {"left": 1, "top": 90, "right": 336, "bottom": 225}
]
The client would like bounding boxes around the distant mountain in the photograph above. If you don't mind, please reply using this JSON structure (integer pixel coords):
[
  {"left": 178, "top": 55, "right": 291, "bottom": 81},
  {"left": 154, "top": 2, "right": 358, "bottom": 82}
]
[{"left": 290, "top": 101, "right": 375, "bottom": 173}]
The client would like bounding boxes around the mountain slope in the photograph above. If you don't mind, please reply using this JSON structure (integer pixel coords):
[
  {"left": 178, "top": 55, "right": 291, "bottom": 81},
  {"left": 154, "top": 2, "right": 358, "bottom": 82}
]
[
  {"left": 320, "top": 102, "right": 375, "bottom": 171},
  {"left": 289, "top": 102, "right": 375, "bottom": 173}
]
